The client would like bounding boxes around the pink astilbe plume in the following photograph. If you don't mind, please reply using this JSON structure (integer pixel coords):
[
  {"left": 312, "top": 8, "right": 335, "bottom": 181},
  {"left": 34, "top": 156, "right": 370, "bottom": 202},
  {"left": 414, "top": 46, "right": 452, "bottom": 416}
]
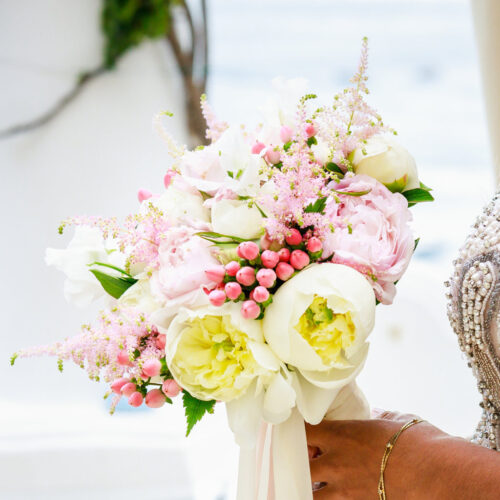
[
  {"left": 200, "top": 94, "right": 229, "bottom": 142},
  {"left": 314, "top": 37, "right": 392, "bottom": 168}
]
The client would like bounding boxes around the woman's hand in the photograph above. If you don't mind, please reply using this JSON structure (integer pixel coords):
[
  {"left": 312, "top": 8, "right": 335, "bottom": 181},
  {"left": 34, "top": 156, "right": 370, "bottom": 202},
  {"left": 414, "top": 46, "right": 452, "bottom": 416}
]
[{"left": 306, "top": 410, "right": 500, "bottom": 500}]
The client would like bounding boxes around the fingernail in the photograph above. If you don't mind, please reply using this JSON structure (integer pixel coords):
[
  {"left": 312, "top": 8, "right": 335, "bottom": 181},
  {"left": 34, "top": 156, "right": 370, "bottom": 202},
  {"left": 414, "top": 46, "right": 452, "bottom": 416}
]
[{"left": 371, "top": 407, "right": 385, "bottom": 418}]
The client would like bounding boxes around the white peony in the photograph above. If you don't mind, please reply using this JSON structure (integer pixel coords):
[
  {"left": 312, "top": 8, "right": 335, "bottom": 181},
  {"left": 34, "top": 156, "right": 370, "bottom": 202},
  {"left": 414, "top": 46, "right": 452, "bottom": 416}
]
[
  {"left": 262, "top": 263, "right": 375, "bottom": 424},
  {"left": 45, "top": 226, "right": 125, "bottom": 308},
  {"left": 211, "top": 199, "right": 265, "bottom": 240},
  {"left": 118, "top": 279, "right": 161, "bottom": 314},
  {"left": 149, "top": 179, "right": 209, "bottom": 224},
  {"left": 351, "top": 134, "right": 419, "bottom": 192}
]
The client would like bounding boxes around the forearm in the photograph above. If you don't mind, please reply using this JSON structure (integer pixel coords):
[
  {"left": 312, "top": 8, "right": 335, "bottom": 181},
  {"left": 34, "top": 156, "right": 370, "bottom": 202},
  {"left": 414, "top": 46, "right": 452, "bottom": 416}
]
[{"left": 388, "top": 425, "right": 500, "bottom": 499}]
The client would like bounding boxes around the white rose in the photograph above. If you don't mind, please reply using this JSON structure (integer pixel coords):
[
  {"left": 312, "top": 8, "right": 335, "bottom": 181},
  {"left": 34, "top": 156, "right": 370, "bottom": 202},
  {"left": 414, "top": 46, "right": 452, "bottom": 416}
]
[
  {"left": 262, "top": 263, "right": 375, "bottom": 423},
  {"left": 45, "top": 226, "right": 125, "bottom": 308},
  {"left": 311, "top": 138, "right": 332, "bottom": 165},
  {"left": 149, "top": 181, "right": 209, "bottom": 224},
  {"left": 211, "top": 199, "right": 265, "bottom": 240},
  {"left": 118, "top": 279, "right": 161, "bottom": 314},
  {"left": 351, "top": 135, "right": 419, "bottom": 192}
]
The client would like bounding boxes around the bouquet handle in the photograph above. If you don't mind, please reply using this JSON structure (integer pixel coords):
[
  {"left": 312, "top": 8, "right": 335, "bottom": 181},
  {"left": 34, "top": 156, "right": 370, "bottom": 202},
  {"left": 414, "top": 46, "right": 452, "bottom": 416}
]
[{"left": 236, "top": 381, "right": 370, "bottom": 500}]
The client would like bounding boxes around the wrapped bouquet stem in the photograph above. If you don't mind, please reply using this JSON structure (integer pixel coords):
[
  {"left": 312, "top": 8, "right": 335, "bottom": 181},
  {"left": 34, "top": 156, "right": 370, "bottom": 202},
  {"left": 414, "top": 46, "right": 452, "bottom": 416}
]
[{"left": 12, "top": 38, "right": 433, "bottom": 498}]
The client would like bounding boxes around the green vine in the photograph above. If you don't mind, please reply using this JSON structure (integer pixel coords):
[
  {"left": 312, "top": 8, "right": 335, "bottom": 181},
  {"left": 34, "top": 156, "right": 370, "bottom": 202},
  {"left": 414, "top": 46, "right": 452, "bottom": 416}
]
[{"left": 1, "top": 0, "right": 208, "bottom": 145}]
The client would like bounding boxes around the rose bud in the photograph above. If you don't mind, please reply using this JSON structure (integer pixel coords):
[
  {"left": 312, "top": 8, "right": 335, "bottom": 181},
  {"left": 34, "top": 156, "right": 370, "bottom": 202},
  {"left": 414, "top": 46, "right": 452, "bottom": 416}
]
[
  {"left": 241, "top": 300, "right": 261, "bottom": 319},
  {"left": 225, "top": 261, "right": 241, "bottom": 277},
  {"left": 285, "top": 228, "right": 302, "bottom": 246},
  {"left": 137, "top": 189, "right": 152, "bottom": 203},
  {"left": 306, "top": 237, "right": 323, "bottom": 254},
  {"left": 265, "top": 148, "right": 281, "bottom": 165},
  {"left": 205, "top": 265, "right": 226, "bottom": 284},
  {"left": 261, "top": 250, "right": 279, "bottom": 269},
  {"left": 209, "top": 289, "right": 226, "bottom": 307},
  {"left": 251, "top": 141, "right": 266, "bottom": 154},
  {"left": 280, "top": 125, "right": 293, "bottom": 143},
  {"left": 290, "top": 250, "right": 310, "bottom": 270},
  {"left": 145, "top": 389, "right": 166, "bottom": 409},
  {"left": 305, "top": 123, "right": 317, "bottom": 138},
  {"left": 276, "top": 262, "right": 295, "bottom": 281},
  {"left": 142, "top": 359, "right": 162, "bottom": 378},
  {"left": 225, "top": 282, "right": 243, "bottom": 300},
  {"left": 128, "top": 392, "right": 144, "bottom": 407},
  {"left": 121, "top": 382, "right": 137, "bottom": 397},
  {"left": 278, "top": 248, "right": 291, "bottom": 262},
  {"left": 117, "top": 350, "right": 133, "bottom": 367},
  {"left": 256, "top": 268, "right": 277, "bottom": 288},
  {"left": 111, "top": 377, "right": 130, "bottom": 394},
  {"left": 155, "top": 334, "right": 166, "bottom": 350},
  {"left": 236, "top": 266, "right": 256, "bottom": 286},
  {"left": 237, "top": 241, "right": 260, "bottom": 261},
  {"left": 253, "top": 286, "right": 270, "bottom": 304}
]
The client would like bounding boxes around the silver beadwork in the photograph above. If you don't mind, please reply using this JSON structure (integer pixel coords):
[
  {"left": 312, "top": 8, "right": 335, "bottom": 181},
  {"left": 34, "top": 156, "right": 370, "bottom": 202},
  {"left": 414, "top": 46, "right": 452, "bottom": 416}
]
[{"left": 446, "top": 191, "right": 500, "bottom": 450}]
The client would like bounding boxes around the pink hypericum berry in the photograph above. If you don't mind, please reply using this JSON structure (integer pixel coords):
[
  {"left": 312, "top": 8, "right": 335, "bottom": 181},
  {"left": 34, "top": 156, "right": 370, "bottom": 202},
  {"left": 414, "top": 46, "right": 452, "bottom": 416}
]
[
  {"left": 241, "top": 300, "right": 261, "bottom": 319},
  {"left": 237, "top": 241, "right": 260, "bottom": 261},
  {"left": 142, "top": 359, "right": 162, "bottom": 378},
  {"left": 290, "top": 250, "right": 310, "bottom": 270},
  {"left": 137, "top": 189, "right": 152, "bottom": 203},
  {"left": 117, "top": 350, "right": 133, "bottom": 367},
  {"left": 121, "top": 382, "right": 137, "bottom": 397},
  {"left": 253, "top": 286, "right": 270, "bottom": 303},
  {"left": 111, "top": 377, "right": 130, "bottom": 394},
  {"left": 163, "top": 170, "right": 176, "bottom": 188},
  {"left": 285, "top": 228, "right": 303, "bottom": 246},
  {"left": 265, "top": 148, "right": 281, "bottom": 165},
  {"left": 145, "top": 389, "right": 166, "bottom": 409},
  {"left": 205, "top": 265, "right": 226, "bottom": 283},
  {"left": 256, "top": 268, "right": 277, "bottom": 288},
  {"left": 276, "top": 262, "right": 295, "bottom": 281},
  {"left": 225, "top": 282, "right": 242, "bottom": 300},
  {"left": 209, "top": 289, "right": 226, "bottom": 307},
  {"left": 280, "top": 125, "right": 293, "bottom": 143},
  {"left": 162, "top": 379, "right": 181, "bottom": 398},
  {"left": 251, "top": 141, "right": 266, "bottom": 154},
  {"left": 128, "top": 392, "right": 144, "bottom": 407},
  {"left": 278, "top": 248, "right": 291, "bottom": 262},
  {"left": 155, "top": 334, "right": 166, "bottom": 350},
  {"left": 261, "top": 250, "right": 279, "bottom": 269},
  {"left": 225, "top": 261, "right": 241, "bottom": 276},
  {"left": 236, "top": 266, "right": 256, "bottom": 286},
  {"left": 260, "top": 234, "right": 272, "bottom": 250},
  {"left": 306, "top": 237, "right": 323, "bottom": 253},
  {"left": 305, "top": 123, "right": 317, "bottom": 138}
]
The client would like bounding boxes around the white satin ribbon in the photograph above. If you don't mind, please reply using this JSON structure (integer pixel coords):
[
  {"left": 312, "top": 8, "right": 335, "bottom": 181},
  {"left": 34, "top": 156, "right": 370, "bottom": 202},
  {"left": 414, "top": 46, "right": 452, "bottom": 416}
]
[{"left": 235, "top": 381, "right": 369, "bottom": 500}]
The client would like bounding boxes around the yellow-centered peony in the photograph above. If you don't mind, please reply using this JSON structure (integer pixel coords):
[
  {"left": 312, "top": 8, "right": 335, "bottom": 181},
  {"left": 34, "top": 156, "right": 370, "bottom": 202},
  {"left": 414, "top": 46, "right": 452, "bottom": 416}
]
[
  {"left": 166, "top": 308, "right": 274, "bottom": 402},
  {"left": 295, "top": 296, "right": 355, "bottom": 365}
]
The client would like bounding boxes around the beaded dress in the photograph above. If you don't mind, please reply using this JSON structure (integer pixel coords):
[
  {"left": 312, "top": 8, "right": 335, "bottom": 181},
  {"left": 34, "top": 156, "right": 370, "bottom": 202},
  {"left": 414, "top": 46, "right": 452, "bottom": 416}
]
[{"left": 446, "top": 192, "right": 500, "bottom": 450}]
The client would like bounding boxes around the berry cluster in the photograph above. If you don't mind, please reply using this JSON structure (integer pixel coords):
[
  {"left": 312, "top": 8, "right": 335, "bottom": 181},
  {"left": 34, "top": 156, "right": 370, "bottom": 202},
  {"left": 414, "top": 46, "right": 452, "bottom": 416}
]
[{"left": 205, "top": 229, "right": 324, "bottom": 319}]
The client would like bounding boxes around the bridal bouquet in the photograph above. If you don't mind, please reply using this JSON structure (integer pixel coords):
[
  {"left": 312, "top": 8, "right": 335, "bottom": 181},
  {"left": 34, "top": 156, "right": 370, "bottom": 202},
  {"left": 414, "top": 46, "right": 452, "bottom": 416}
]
[{"left": 13, "top": 39, "right": 433, "bottom": 499}]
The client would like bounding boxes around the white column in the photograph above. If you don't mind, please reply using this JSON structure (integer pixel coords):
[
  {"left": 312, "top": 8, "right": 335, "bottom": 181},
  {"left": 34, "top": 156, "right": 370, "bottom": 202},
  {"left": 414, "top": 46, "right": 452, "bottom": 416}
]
[{"left": 471, "top": 0, "right": 500, "bottom": 186}]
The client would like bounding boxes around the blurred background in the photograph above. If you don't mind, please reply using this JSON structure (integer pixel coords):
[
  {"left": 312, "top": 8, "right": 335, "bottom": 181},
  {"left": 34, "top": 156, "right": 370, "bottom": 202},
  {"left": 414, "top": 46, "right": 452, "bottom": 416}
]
[{"left": 1, "top": 0, "right": 497, "bottom": 498}]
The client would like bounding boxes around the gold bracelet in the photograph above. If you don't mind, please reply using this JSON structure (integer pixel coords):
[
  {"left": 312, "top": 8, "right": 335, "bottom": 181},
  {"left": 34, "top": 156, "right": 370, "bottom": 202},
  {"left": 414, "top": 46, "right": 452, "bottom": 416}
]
[{"left": 378, "top": 418, "right": 423, "bottom": 500}]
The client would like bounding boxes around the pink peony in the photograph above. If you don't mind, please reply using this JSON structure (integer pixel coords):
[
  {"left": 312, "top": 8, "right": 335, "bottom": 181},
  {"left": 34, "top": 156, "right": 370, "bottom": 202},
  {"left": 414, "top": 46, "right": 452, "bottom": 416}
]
[
  {"left": 323, "top": 174, "right": 414, "bottom": 305},
  {"left": 150, "top": 227, "right": 219, "bottom": 315}
]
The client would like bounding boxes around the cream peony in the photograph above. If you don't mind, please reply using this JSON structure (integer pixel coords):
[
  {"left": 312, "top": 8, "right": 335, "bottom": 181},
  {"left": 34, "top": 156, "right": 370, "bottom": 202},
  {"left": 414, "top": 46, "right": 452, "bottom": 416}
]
[
  {"left": 351, "top": 134, "right": 419, "bottom": 192},
  {"left": 262, "top": 263, "right": 375, "bottom": 423},
  {"left": 165, "top": 303, "right": 281, "bottom": 402}
]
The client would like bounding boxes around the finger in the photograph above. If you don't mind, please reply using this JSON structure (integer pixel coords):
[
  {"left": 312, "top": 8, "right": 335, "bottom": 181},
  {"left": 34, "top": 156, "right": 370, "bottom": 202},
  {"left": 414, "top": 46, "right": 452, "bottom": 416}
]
[
  {"left": 375, "top": 410, "right": 420, "bottom": 422},
  {"left": 305, "top": 421, "right": 335, "bottom": 450},
  {"left": 309, "top": 454, "right": 334, "bottom": 483},
  {"left": 313, "top": 484, "right": 338, "bottom": 500}
]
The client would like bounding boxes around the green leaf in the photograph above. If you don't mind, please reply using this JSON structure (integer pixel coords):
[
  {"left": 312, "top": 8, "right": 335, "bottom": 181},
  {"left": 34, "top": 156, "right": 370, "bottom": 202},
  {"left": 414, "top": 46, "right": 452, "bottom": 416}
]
[
  {"left": 304, "top": 197, "right": 328, "bottom": 214},
  {"left": 384, "top": 175, "right": 408, "bottom": 193},
  {"left": 10, "top": 353, "right": 18, "bottom": 366},
  {"left": 57, "top": 359, "right": 64, "bottom": 373},
  {"left": 325, "top": 162, "right": 344, "bottom": 175},
  {"left": 402, "top": 188, "right": 435, "bottom": 204},
  {"left": 332, "top": 189, "right": 372, "bottom": 197},
  {"left": 90, "top": 269, "right": 138, "bottom": 299},
  {"left": 414, "top": 238, "right": 420, "bottom": 251},
  {"left": 283, "top": 141, "right": 292, "bottom": 152},
  {"left": 195, "top": 231, "right": 247, "bottom": 244},
  {"left": 419, "top": 181, "right": 433, "bottom": 191},
  {"left": 307, "top": 136, "right": 318, "bottom": 147},
  {"left": 89, "top": 261, "right": 133, "bottom": 278},
  {"left": 182, "top": 390, "right": 216, "bottom": 436}
]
